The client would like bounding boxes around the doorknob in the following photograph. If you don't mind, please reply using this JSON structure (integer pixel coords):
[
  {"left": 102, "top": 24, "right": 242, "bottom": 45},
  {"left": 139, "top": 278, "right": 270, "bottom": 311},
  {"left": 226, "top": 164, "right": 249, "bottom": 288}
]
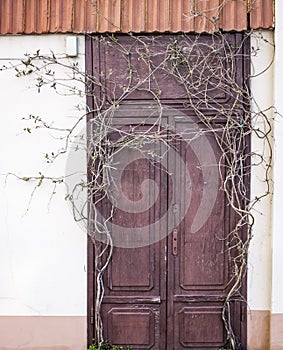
[{"left": 172, "top": 229, "right": 178, "bottom": 256}]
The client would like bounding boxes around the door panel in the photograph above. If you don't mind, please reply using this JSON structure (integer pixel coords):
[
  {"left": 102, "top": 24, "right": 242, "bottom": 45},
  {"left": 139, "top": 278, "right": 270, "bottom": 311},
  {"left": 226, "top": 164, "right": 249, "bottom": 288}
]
[
  {"left": 167, "top": 118, "right": 231, "bottom": 349},
  {"left": 97, "top": 122, "right": 167, "bottom": 349},
  {"left": 176, "top": 305, "right": 225, "bottom": 349},
  {"left": 98, "top": 34, "right": 241, "bottom": 107},
  {"left": 103, "top": 306, "right": 159, "bottom": 349},
  {"left": 108, "top": 246, "right": 153, "bottom": 291}
]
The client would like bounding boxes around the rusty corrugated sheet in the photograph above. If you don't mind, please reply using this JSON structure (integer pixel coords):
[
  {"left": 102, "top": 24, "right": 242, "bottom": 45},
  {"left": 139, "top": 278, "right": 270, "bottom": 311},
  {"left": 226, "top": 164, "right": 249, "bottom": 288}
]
[
  {"left": 250, "top": 0, "right": 274, "bottom": 29},
  {"left": 84, "top": 0, "right": 97, "bottom": 33},
  {"left": 220, "top": 0, "right": 247, "bottom": 31},
  {"left": 0, "top": 0, "right": 23, "bottom": 34},
  {"left": 0, "top": 0, "right": 274, "bottom": 35}
]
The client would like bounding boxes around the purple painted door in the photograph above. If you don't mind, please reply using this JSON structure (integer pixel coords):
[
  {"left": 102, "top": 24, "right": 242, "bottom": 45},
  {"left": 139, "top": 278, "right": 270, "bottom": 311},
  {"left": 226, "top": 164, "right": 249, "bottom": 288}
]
[
  {"left": 97, "top": 122, "right": 168, "bottom": 349},
  {"left": 87, "top": 34, "right": 248, "bottom": 349}
]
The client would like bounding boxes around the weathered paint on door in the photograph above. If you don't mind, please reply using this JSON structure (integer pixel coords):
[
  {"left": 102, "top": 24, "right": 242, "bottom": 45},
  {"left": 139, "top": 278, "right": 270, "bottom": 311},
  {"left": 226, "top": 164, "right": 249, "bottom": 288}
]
[{"left": 87, "top": 34, "right": 248, "bottom": 349}]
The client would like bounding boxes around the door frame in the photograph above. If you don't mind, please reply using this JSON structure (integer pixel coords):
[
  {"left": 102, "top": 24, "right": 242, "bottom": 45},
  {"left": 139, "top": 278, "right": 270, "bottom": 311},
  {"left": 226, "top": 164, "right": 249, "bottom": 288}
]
[{"left": 85, "top": 33, "right": 250, "bottom": 349}]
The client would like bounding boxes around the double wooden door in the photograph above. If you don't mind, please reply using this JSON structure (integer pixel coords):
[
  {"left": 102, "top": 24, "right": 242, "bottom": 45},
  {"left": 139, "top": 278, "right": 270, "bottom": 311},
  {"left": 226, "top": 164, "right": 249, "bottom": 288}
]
[
  {"left": 87, "top": 34, "right": 248, "bottom": 349},
  {"left": 89, "top": 110, "right": 244, "bottom": 349}
]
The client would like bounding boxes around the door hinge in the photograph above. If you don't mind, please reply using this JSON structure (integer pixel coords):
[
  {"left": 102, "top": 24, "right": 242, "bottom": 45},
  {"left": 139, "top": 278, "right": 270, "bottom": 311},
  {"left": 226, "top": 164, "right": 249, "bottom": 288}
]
[
  {"left": 172, "top": 229, "right": 178, "bottom": 256},
  {"left": 90, "top": 307, "right": 94, "bottom": 324},
  {"left": 241, "top": 306, "right": 246, "bottom": 323}
]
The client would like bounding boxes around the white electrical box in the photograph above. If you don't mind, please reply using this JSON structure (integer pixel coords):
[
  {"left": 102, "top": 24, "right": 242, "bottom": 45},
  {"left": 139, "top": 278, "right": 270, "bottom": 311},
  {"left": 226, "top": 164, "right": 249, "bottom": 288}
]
[{"left": 65, "top": 36, "right": 78, "bottom": 57}]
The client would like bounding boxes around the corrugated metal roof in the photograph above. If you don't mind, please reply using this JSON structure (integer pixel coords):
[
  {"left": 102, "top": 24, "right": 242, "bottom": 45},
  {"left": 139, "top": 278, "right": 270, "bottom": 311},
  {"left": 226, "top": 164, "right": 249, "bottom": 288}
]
[
  {"left": 249, "top": 0, "right": 274, "bottom": 29},
  {"left": 0, "top": 0, "right": 274, "bottom": 35}
]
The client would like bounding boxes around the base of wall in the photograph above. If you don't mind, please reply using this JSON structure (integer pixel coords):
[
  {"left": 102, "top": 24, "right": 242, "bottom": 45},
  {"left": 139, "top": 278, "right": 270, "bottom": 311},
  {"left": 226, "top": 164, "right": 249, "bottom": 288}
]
[
  {"left": 0, "top": 312, "right": 282, "bottom": 349},
  {"left": 0, "top": 316, "right": 86, "bottom": 350},
  {"left": 247, "top": 310, "right": 270, "bottom": 350},
  {"left": 271, "top": 313, "right": 283, "bottom": 350},
  {"left": 248, "top": 311, "right": 283, "bottom": 350}
]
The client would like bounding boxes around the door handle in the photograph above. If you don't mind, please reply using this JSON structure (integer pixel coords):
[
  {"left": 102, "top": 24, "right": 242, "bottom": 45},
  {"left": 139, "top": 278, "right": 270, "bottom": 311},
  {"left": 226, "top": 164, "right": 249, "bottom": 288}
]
[{"left": 172, "top": 229, "right": 178, "bottom": 256}]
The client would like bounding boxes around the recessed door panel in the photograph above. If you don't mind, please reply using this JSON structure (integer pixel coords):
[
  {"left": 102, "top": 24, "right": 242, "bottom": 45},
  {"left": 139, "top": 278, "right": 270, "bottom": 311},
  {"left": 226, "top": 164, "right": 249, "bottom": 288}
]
[
  {"left": 99, "top": 35, "right": 239, "bottom": 106},
  {"left": 177, "top": 305, "right": 225, "bottom": 348},
  {"left": 108, "top": 246, "right": 153, "bottom": 291}
]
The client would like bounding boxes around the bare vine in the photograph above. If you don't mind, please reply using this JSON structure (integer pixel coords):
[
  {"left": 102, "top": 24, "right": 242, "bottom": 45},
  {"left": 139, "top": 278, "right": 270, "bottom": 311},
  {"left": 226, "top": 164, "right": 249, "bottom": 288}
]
[{"left": 1, "top": 29, "right": 275, "bottom": 350}]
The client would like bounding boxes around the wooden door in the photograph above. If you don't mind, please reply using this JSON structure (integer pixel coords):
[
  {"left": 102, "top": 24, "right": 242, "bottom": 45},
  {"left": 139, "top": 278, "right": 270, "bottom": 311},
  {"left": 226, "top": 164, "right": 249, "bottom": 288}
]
[
  {"left": 87, "top": 34, "right": 248, "bottom": 349},
  {"left": 95, "top": 120, "right": 168, "bottom": 350},
  {"left": 166, "top": 116, "right": 242, "bottom": 350}
]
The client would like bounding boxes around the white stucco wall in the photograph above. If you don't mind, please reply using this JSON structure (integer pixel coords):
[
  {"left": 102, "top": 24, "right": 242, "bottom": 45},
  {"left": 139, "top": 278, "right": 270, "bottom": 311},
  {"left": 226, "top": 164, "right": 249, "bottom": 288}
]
[
  {"left": 249, "top": 30, "right": 274, "bottom": 312},
  {"left": 272, "top": 0, "right": 283, "bottom": 315},
  {"left": 0, "top": 35, "right": 87, "bottom": 316}
]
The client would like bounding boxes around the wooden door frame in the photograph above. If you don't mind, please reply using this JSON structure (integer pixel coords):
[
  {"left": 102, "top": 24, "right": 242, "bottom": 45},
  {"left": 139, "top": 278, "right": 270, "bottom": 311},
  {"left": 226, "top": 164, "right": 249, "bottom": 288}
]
[{"left": 85, "top": 33, "right": 250, "bottom": 349}]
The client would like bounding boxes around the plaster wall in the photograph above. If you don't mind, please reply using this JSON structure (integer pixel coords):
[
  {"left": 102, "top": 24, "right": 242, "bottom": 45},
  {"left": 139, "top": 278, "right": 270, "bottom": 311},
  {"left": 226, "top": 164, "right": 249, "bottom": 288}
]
[
  {"left": 248, "top": 31, "right": 274, "bottom": 349},
  {"left": 0, "top": 35, "right": 87, "bottom": 350},
  {"left": 270, "top": 0, "right": 283, "bottom": 347},
  {"left": 249, "top": 30, "right": 274, "bottom": 312}
]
